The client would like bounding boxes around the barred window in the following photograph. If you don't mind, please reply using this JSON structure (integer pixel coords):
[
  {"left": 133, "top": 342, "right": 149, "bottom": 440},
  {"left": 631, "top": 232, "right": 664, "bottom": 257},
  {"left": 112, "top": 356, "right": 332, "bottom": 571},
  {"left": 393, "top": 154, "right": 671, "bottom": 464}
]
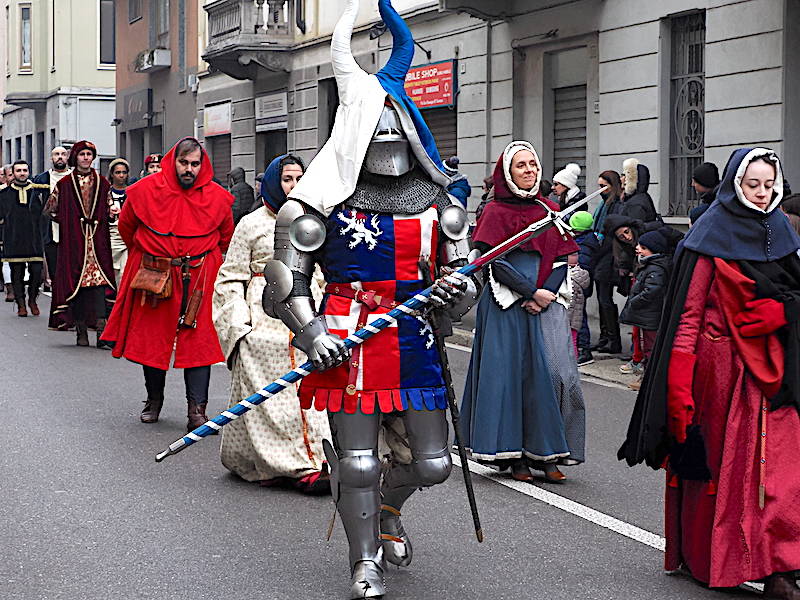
[
  {"left": 129, "top": 0, "right": 142, "bottom": 23},
  {"left": 100, "top": 0, "right": 115, "bottom": 65},
  {"left": 668, "top": 12, "right": 706, "bottom": 217},
  {"left": 20, "top": 4, "right": 32, "bottom": 70}
]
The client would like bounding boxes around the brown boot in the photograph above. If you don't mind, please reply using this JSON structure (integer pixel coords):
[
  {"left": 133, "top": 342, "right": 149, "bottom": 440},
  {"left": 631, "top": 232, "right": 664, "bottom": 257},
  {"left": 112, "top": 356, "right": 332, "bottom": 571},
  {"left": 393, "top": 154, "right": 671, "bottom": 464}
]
[
  {"left": 5, "top": 283, "right": 14, "bottom": 303},
  {"left": 16, "top": 300, "right": 28, "bottom": 317},
  {"left": 765, "top": 573, "right": 800, "bottom": 600},
  {"left": 140, "top": 395, "right": 164, "bottom": 423},
  {"left": 28, "top": 298, "right": 40, "bottom": 316},
  {"left": 76, "top": 322, "right": 90, "bottom": 346},
  {"left": 95, "top": 319, "right": 112, "bottom": 349},
  {"left": 187, "top": 400, "right": 210, "bottom": 432}
]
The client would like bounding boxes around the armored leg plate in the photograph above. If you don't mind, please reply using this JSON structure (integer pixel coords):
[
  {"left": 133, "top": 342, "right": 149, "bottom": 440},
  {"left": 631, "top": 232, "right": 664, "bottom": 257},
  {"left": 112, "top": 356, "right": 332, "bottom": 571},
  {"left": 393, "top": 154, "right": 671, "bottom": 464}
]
[
  {"left": 380, "top": 506, "right": 413, "bottom": 567},
  {"left": 350, "top": 559, "right": 386, "bottom": 599}
]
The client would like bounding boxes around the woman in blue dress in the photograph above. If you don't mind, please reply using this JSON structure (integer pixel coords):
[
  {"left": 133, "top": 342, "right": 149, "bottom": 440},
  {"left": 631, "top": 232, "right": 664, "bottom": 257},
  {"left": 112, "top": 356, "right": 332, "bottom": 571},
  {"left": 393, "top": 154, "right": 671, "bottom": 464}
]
[{"left": 462, "top": 141, "right": 584, "bottom": 482}]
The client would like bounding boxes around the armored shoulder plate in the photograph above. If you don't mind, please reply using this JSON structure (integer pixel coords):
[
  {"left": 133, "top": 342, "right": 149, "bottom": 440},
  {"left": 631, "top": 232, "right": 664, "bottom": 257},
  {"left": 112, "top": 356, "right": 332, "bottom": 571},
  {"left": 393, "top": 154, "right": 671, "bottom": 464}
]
[
  {"left": 289, "top": 213, "right": 326, "bottom": 252},
  {"left": 275, "top": 199, "right": 307, "bottom": 230},
  {"left": 439, "top": 203, "right": 469, "bottom": 241},
  {"left": 274, "top": 200, "right": 317, "bottom": 274}
]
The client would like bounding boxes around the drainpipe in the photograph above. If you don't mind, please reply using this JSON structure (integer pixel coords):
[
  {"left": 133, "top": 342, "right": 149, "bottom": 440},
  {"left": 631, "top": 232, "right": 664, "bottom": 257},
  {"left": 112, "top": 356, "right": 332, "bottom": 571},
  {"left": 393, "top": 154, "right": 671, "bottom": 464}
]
[{"left": 484, "top": 20, "right": 493, "bottom": 175}]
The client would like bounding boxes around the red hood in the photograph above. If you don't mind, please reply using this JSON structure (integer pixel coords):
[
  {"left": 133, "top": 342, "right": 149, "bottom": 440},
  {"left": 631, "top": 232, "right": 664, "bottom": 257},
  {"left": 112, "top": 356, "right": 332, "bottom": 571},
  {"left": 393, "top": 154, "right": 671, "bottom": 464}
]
[
  {"left": 155, "top": 137, "right": 216, "bottom": 192},
  {"left": 474, "top": 154, "right": 577, "bottom": 287},
  {"left": 126, "top": 137, "right": 232, "bottom": 238}
]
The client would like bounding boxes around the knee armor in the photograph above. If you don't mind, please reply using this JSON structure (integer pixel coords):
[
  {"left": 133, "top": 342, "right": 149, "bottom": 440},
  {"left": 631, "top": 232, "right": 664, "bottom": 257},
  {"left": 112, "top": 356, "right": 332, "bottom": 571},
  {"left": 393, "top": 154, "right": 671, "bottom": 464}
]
[
  {"left": 413, "top": 452, "right": 453, "bottom": 487},
  {"left": 339, "top": 450, "right": 382, "bottom": 490}
]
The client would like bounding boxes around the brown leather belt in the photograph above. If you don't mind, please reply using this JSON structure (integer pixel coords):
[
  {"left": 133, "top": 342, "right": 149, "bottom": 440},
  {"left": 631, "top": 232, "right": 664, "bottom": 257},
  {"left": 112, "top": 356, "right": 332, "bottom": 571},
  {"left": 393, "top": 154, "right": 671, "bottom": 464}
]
[{"left": 324, "top": 284, "right": 398, "bottom": 395}]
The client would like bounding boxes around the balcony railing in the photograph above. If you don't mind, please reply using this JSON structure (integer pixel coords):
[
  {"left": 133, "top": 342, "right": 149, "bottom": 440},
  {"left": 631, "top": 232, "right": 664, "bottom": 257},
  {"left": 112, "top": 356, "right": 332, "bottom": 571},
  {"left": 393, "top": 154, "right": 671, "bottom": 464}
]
[{"left": 204, "top": 0, "right": 295, "bottom": 79}]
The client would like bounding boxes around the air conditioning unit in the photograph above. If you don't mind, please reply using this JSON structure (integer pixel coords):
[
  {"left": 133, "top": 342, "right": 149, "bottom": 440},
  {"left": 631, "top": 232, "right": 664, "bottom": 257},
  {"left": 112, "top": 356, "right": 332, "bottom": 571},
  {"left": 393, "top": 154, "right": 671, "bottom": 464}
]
[{"left": 134, "top": 48, "right": 172, "bottom": 73}]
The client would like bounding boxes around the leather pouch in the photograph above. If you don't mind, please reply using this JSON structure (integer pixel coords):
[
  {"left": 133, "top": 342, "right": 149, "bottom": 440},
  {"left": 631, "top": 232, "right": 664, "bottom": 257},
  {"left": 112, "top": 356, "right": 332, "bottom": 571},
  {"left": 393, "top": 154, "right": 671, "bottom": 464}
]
[
  {"left": 130, "top": 255, "right": 173, "bottom": 299},
  {"left": 180, "top": 289, "right": 203, "bottom": 328}
]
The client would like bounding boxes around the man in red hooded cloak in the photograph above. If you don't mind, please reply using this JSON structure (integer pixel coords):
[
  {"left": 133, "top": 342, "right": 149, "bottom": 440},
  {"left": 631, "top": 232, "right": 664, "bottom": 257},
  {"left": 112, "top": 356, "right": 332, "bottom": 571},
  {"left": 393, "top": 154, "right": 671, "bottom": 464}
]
[
  {"left": 102, "top": 137, "right": 234, "bottom": 431},
  {"left": 45, "top": 140, "right": 115, "bottom": 345}
]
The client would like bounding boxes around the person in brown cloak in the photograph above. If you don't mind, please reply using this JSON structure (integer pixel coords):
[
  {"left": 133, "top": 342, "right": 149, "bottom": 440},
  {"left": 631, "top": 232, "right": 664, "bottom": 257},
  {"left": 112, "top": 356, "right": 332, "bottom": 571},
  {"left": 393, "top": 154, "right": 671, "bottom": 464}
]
[{"left": 44, "top": 141, "right": 115, "bottom": 347}]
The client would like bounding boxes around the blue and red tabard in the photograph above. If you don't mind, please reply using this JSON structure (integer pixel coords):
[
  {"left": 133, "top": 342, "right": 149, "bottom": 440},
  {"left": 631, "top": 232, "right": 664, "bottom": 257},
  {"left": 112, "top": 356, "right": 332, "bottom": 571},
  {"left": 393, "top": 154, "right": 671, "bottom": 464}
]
[{"left": 298, "top": 206, "right": 449, "bottom": 414}]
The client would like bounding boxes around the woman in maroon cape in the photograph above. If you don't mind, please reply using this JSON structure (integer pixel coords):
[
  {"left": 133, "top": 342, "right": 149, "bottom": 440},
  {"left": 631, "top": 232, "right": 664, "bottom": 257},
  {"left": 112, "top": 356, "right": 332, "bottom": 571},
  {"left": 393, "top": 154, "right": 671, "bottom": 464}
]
[
  {"left": 45, "top": 140, "right": 115, "bottom": 345},
  {"left": 461, "top": 141, "right": 583, "bottom": 484},
  {"left": 102, "top": 138, "right": 234, "bottom": 431},
  {"left": 620, "top": 148, "right": 800, "bottom": 598}
]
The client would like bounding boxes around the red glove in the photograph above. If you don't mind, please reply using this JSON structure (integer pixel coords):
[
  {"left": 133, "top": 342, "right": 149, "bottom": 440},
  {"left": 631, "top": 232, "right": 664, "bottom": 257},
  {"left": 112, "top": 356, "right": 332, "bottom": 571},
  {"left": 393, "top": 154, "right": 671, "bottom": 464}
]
[
  {"left": 667, "top": 351, "right": 696, "bottom": 444},
  {"left": 733, "top": 298, "right": 787, "bottom": 337}
]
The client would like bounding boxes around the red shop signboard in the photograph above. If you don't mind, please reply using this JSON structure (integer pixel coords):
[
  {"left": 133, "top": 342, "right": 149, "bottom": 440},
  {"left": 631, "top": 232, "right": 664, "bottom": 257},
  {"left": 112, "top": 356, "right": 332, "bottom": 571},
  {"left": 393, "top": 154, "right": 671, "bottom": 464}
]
[{"left": 404, "top": 60, "right": 458, "bottom": 109}]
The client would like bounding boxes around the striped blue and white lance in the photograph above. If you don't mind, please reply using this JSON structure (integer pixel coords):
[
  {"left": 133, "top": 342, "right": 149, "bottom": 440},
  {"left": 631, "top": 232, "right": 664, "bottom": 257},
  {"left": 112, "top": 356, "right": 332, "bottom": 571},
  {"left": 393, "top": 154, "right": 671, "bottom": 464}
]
[
  {"left": 154, "top": 188, "right": 604, "bottom": 463},
  {"left": 155, "top": 286, "right": 444, "bottom": 462}
]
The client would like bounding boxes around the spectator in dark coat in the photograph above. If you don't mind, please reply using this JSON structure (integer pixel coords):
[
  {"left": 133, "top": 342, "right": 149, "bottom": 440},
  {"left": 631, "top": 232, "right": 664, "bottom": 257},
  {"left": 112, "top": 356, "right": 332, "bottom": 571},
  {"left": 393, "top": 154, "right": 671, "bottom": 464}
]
[
  {"left": 621, "top": 158, "right": 658, "bottom": 223},
  {"left": 552, "top": 163, "right": 585, "bottom": 210},
  {"left": 782, "top": 193, "right": 800, "bottom": 236},
  {"left": 443, "top": 156, "right": 471, "bottom": 208},
  {"left": 593, "top": 170, "right": 624, "bottom": 240},
  {"left": 591, "top": 171, "right": 626, "bottom": 354},
  {"left": 569, "top": 211, "right": 600, "bottom": 276},
  {"left": 605, "top": 214, "right": 643, "bottom": 297},
  {"left": 688, "top": 162, "right": 720, "bottom": 224},
  {"left": 619, "top": 230, "right": 672, "bottom": 387},
  {"left": 474, "top": 176, "right": 494, "bottom": 221},
  {"left": 569, "top": 211, "right": 600, "bottom": 365},
  {"left": 539, "top": 179, "right": 553, "bottom": 199},
  {"left": 606, "top": 216, "right": 683, "bottom": 293},
  {"left": 228, "top": 167, "right": 255, "bottom": 226}
]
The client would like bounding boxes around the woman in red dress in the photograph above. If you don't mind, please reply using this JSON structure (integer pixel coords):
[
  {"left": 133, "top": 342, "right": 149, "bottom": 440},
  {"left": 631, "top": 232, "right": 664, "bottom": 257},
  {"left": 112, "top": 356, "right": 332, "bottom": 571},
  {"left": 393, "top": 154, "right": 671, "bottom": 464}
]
[{"left": 621, "top": 147, "right": 800, "bottom": 598}]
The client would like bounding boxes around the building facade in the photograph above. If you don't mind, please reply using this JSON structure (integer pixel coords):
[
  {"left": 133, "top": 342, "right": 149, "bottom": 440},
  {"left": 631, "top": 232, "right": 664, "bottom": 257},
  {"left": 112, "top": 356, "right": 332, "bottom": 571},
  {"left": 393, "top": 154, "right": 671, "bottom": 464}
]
[
  {"left": 442, "top": 0, "right": 800, "bottom": 222},
  {"left": 114, "top": 0, "right": 208, "bottom": 178},
  {"left": 0, "top": 3, "right": 7, "bottom": 161},
  {"left": 2, "top": 0, "right": 116, "bottom": 174},
  {"left": 196, "top": 0, "right": 797, "bottom": 222}
]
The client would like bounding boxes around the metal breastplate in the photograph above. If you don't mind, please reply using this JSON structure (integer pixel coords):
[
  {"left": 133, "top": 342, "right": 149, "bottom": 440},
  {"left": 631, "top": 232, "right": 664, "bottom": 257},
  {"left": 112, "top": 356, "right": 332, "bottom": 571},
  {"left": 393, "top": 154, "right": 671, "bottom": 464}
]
[{"left": 346, "top": 169, "right": 449, "bottom": 215}]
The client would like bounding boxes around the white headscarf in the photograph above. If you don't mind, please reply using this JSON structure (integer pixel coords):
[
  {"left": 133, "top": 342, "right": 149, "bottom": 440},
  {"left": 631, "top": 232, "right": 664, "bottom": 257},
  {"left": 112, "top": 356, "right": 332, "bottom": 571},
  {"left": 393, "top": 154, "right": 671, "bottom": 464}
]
[
  {"left": 502, "top": 141, "right": 542, "bottom": 199},
  {"left": 733, "top": 147, "right": 784, "bottom": 214}
]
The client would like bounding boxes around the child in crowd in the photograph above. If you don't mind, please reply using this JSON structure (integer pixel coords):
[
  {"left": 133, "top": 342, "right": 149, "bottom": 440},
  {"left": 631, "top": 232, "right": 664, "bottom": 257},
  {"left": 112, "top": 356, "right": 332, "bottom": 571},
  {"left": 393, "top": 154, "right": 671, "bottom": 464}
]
[
  {"left": 566, "top": 252, "right": 591, "bottom": 359},
  {"left": 569, "top": 211, "right": 600, "bottom": 365},
  {"left": 619, "top": 230, "right": 673, "bottom": 388}
]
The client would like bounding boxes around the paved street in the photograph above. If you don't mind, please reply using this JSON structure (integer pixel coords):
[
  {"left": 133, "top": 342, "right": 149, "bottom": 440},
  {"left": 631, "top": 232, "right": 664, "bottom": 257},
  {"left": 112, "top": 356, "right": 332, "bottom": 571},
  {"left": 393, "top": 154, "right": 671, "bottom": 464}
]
[{"left": 1, "top": 296, "right": 757, "bottom": 600}]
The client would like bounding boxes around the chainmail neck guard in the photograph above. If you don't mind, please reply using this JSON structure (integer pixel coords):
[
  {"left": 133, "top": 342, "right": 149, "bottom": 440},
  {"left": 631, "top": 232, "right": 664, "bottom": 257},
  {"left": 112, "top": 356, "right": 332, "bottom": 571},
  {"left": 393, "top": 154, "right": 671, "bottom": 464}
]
[{"left": 345, "top": 168, "right": 450, "bottom": 215}]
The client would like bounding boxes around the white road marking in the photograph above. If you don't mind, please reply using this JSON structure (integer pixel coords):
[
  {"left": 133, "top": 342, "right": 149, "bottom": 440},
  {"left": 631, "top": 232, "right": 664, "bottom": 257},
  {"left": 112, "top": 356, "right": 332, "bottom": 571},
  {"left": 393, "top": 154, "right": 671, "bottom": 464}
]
[
  {"left": 445, "top": 341, "right": 472, "bottom": 353},
  {"left": 452, "top": 454, "right": 665, "bottom": 551},
  {"left": 444, "top": 344, "right": 763, "bottom": 592},
  {"left": 452, "top": 448, "right": 764, "bottom": 594}
]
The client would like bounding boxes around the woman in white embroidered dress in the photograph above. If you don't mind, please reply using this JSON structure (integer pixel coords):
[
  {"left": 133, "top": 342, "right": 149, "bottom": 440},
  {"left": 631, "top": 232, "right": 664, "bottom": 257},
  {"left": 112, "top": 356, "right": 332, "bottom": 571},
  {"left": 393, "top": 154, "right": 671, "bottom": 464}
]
[{"left": 213, "top": 155, "right": 331, "bottom": 494}]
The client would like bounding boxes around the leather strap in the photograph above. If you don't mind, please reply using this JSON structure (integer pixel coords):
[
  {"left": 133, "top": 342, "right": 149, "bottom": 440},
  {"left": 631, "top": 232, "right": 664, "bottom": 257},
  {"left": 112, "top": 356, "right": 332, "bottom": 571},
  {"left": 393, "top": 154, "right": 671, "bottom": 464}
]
[
  {"left": 324, "top": 284, "right": 398, "bottom": 310},
  {"left": 380, "top": 504, "right": 402, "bottom": 516},
  {"left": 168, "top": 249, "right": 212, "bottom": 266},
  {"left": 325, "top": 284, "right": 398, "bottom": 396}
]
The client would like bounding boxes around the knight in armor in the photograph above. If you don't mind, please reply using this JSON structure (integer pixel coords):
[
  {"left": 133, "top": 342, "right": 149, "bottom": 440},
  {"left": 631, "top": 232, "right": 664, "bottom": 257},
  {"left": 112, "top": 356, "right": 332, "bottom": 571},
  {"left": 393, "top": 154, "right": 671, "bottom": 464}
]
[{"left": 260, "top": 1, "right": 480, "bottom": 597}]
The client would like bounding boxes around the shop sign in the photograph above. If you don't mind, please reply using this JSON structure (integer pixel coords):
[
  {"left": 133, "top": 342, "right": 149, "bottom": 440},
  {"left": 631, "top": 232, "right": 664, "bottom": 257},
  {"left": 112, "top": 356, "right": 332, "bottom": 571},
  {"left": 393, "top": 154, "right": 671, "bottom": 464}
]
[
  {"left": 255, "top": 92, "right": 288, "bottom": 132},
  {"left": 204, "top": 102, "right": 232, "bottom": 137},
  {"left": 123, "top": 89, "right": 152, "bottom": 129},
  {"left": 404, "top": 60, "right": 457, "bottom": 109}
]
